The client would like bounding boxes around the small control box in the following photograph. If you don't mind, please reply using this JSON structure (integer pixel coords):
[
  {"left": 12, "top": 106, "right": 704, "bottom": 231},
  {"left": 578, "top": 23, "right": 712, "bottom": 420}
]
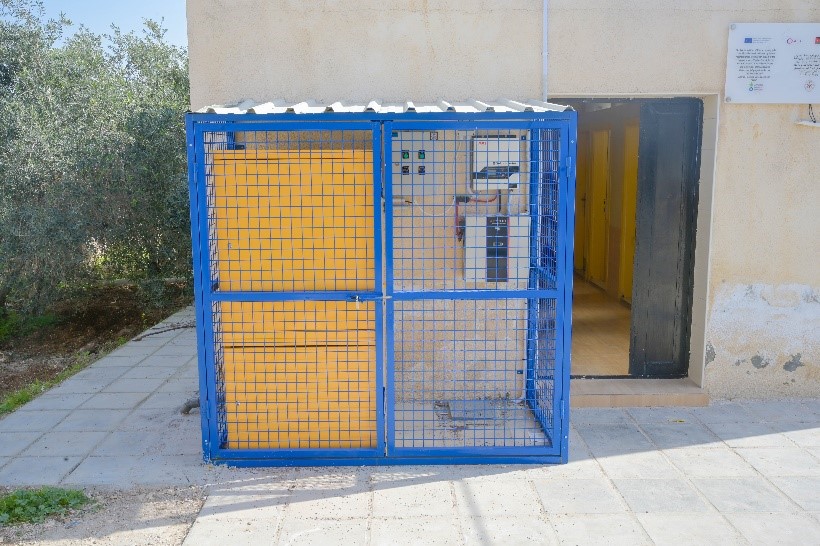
[
  {"left": 464, "top": 215, "right": 531, "bottom": 283},
  {"left": 392, "top": 130, "right": 438, "bottom": 197},
  {"left": 470, "top": 135, "right": 522, "bottom": 192}
]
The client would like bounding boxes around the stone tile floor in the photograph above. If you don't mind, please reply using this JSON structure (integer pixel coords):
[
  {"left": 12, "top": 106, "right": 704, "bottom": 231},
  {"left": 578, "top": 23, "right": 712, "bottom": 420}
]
[{"left": 0, "top": 307, "right": 819, "bottom": 544}]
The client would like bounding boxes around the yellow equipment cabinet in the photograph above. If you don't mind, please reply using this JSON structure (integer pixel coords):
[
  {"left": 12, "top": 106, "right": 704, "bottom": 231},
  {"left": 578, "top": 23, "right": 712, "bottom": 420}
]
[{"left": 209, "top": 150, "right": 376, "bottom": 449}]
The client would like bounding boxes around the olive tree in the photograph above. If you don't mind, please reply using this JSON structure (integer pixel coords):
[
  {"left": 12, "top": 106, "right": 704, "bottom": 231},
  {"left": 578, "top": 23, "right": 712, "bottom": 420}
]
[{"left": 0, "top": 0, "right": 190, "bottom": 314}]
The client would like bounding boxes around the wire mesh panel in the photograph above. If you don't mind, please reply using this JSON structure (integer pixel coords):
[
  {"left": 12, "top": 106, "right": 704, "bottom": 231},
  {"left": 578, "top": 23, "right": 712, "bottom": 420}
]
[
  {"left": 214, "top": 300, "right": 377, "bottom": 450},
  {"left": 188, "top": 111, "right": 574, "bottom": 465},
  {"left": 191, "top": 123, "right": 384, "bottom": 460},
  {"left": 393, "top": 298, "right": 550, "bottom": 448},
  {"left": 207, "top": 139, "right": 375, "bottom": 293},
  {"left": 386, "top": 122, "right": 567, "bottom": 459}
]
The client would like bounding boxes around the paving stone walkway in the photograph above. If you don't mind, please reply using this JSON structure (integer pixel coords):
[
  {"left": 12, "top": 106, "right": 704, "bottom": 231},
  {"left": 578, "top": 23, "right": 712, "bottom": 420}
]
[{"left": 1, "top": 307, "right": 819, "bottom": 544}]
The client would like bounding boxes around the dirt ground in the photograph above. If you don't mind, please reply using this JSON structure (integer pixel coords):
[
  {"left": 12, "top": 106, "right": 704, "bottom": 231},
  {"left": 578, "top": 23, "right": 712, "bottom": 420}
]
[
  {"left": 0, "top": 286, "right": 190, "bottom": 401},
  {"left": 0, "top": 487, "right": 205, "bottom": 546}
]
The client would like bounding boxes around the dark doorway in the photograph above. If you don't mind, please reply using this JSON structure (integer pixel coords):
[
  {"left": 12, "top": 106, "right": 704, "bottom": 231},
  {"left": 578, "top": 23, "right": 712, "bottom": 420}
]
[{"left": 563, "top": 98, "right": 703, "bottom": 378}]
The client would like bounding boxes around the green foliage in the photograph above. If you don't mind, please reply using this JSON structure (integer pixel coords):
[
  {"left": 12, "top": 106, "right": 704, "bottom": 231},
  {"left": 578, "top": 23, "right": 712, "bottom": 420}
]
[
  {"left": 0, "top": 487, "right": 90, "bottom": 525},
  {"left": 0, "top": 311, "right": 59, "bottom": 343},
  {"left": 0, "top": 0, "right": 191, "bottom": 315}
]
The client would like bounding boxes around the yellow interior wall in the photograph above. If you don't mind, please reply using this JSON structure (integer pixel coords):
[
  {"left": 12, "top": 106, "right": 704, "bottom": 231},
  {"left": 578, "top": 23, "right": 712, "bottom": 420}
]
[
  {"left": 209, "top": 150, "right": 377, "bottom": 450},
  {"left": 619, "top": 122, "right": 639, "bottom": 302},
  {"left": 574, "top": 132, "right": 589, "bottom": 272},
  {"left": 210, "top": 150, "right": 374, "bottom": 292},
  {"left": 572, "top": 103, "right": 641, "bottom": 301},
  {"left": 587, "top": 130, "right": 610, "bottom": 286}
]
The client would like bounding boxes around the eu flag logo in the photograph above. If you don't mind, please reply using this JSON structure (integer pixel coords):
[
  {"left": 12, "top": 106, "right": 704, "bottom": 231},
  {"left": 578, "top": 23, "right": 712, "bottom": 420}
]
[{"left": 744, "top": 38, "right": 753, "bottom": 43}]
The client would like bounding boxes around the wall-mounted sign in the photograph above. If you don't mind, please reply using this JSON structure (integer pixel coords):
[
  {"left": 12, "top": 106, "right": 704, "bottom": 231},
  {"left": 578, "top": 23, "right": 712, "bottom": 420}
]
[{"left": 725, "top": 23, "right": 820, "bottom": 104}]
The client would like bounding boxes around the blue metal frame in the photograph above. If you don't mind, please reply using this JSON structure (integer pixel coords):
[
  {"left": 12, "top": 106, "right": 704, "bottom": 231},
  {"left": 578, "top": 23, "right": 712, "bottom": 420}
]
[
  {"left": 186, "top": 110, "right": 576, "bottom": 466},
  {"left": 525, "top": 131, "right": 542, "bottom": 427}
]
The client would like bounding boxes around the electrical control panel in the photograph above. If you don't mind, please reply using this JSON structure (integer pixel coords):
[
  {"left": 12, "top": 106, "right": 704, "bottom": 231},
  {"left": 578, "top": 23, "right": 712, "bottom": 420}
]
[
  {"left": 470, "top": 135, "right": 522, "bottom": 193},
  {"left": 391, "top": 130, "right": 441, "bottom": 198},
  {"left": 464, "top": 215, "right": 531, "bottom": 283}
]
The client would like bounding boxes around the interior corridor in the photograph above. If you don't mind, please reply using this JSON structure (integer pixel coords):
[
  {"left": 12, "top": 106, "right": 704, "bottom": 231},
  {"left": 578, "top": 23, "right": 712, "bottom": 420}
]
[{"left": 571, "top": 276, "right": 631, "bottom": 376}]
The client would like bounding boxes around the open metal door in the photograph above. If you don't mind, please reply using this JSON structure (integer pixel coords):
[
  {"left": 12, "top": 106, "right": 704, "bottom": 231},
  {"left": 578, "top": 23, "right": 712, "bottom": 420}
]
[{"left": 630, "top": 99, "right": 703, "bottom": 377}]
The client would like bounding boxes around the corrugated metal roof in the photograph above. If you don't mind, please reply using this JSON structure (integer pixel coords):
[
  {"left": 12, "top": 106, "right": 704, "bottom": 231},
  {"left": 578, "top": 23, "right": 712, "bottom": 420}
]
[{"left": 196, "top": 99, "right": 570, "bottom": 115}]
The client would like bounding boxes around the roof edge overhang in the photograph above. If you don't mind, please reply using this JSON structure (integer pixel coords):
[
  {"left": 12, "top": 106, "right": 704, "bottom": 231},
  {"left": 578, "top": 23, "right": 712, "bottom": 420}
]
[{"left": 192, "top": 99, "right": 573, "bottom": 116}]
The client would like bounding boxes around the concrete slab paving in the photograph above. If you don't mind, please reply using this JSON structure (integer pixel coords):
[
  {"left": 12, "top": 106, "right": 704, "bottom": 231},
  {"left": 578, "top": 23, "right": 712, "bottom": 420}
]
[
  {"left": 574, "top": 423, "right": 657, "bottom": 456},
  {"left": 532, "top": 478, "right": 626, "bottom": 514},
  {"left": 626, "top": 407, "right": 696, "bottom": 424},
  {"left": 60, "top": 455, "right": 143, "bottom": 486},
  {"left": 0, "top": 431, "right": 41, "bottom": 456},
  {"left": 725, "top": 513, "right": 820, "bottom": 545},
  {"left": 691, "top": 477, "right": 798, "bottom": 513},
  {"left": 735, "top": 446, "right": 820, "bottom": 476},
  {"left": 102, "top": 376, "right": 169, "bottom": 393},
  {"left": 90, "top": 430, "right": 163, "bottom": 457},
  {"left": 550, "top": 514, "right": 649, "bottom": 546},
  {"left": 86, "top": 355, "right": 145, "bottom": 368},
  {"left": 662, "top": 446, "right": 759, "bottom": 478},
  {"left": 461, "top": 516, "right": 558, "bottom": 545},
  {"left": 775, "top": 423, "right": 820, "bottom": 447},
  {"left": 0, "top": 456, "right": 83, "bottom": 486},
  {"left": 140, "top": 391, "right": 191, "bottom": 409},
  {"left": 689, "top": 401, "right": 758, "bottom": 424},
  {"left": 612, "top": 479, "right": 709, "bottom": 513},
  {"left": 768, "top": 476, "right": 820, "bottom": 511},
  {"left": 278, "top": 518, "right": 370, "bottom": 546},
  {"left": 639, "top": 421, "right": 723, "bottom": 449},
  {"left": 0, "top": 409, "right": 69, "bottom": 432},
  {"left": 20, "top": 430, "right": 108, "bottom": 457},
  {"left": 372, "top": 479, "right": 454, "bottom": 519},
  {"left": 369, "top": 517, "right": 460, "bottom": 546},
  {"left": 182, "top": 516, "right": 282, "bottom": 546},
  {"left": 79, "top": 392, "right": 147, "bottom": 410},
  {"left": 704, "top": 420, "right": 794, "bottom": 448},
  {"left": 453, "top": 477, "right": 542, "bottom": 518},
  {"left": 16, "top": 392, "right": 94, "bottom": 411},
  {"left": 0, "top": 305, "right": 818, "bottom": 544},
  {"left": 741, "top": 399, "right": 820, "bottom": 423},
  {"left": 636, "top": 513, "right": 744, "bottom": 545},
  {"left": 594, "top": 451, "right": 679, "bottom": 480}
]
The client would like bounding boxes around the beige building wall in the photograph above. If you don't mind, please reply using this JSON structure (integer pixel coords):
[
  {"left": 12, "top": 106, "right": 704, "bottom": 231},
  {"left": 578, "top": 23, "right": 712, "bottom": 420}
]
[{"left": 187, "top": 1, "right": 820, "bottom": 397}]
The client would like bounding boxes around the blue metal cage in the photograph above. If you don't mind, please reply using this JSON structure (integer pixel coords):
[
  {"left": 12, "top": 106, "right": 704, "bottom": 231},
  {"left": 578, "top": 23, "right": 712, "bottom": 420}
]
[{"left": 186, "top": 104, "right": 576, "bottom": 465}]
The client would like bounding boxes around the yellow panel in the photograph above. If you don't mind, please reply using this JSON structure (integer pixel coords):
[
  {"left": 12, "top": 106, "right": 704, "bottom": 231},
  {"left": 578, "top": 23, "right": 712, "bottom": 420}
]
[
  {"left": 587, "top": 130, "right": 610, "bottom": 286},
  {"left": 223, "top": 345, "right": 377, "bottom": 449},
  {"left": 619, "top": 122, "right": 640, "bottom": 302},
  {"left": 218, "top": 300, "right": 376, "bottom": 346},
  {"left": 210, "top": 150, "right": 374, "bottom": 292},
  {"left": 574, "top": 131, "right": 590, "bottom": 272},
  {"left": 209, "top": 150, "right": 377, "bottom": 451}
]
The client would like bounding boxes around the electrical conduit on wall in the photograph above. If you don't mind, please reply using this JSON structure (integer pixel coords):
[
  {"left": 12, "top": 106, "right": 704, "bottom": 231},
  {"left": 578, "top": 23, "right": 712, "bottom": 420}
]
[{"left": 543, "top": 0, "right": 548, "bottom": 101}]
